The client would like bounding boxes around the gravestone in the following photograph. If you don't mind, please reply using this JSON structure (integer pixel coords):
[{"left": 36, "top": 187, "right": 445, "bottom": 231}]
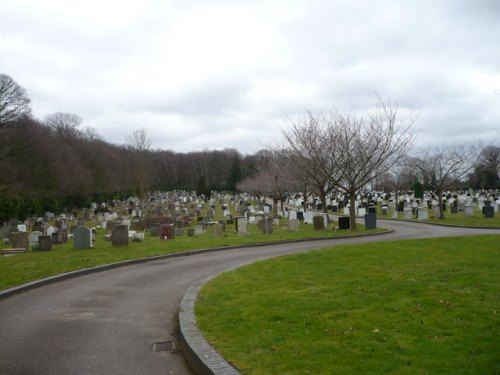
[
  {"left": 464, "top": 205, "right": 474, "bottom": 217},
  {"left": 38, "top": 235, "right": 52, "bottom": 251},
  {"left": 187, "top": 228, "right": 195, "bottom": 236},
  {"left": 404, "top": 209, "right": 412, "bottom": 219},
  {"left": 357, "top": 207, "right": 366, "bottom": 217},
  {"left": 483, "top": 206, "right": 494, "bottom": 218},
  {"left": 56, "top": 230, "right": 68, "bottom": 244},
  {"left": 343, "top": 207, "right": 350, "bottom": 215},
  {"left": 313, "top": 215, "right": 325, "bottom": 231},
  {"left": 160, "top": 224, "right": 174, "bottom": 240},
  {"left": 17, "top": 224, "right": 27, "bottom": 232},
  {"left": 73, "top": 226, "right": 92, "bottom": 249},
  {"left": 381, "top": 206, "right": 388, "bottom": 216},
  {"left": 150, "top": 223, "right": 160, "bottom": 237},
  {"left": 303, "top": 211, "right": 314, "bottom": 224},
  {"left": 194, "top": 224, "right": 204, "bottom": 235},
  {"left": 417, "top": 208, "right": 428, "bottom": 221},
  {"left": 288, "top": 219, "right": 299, "bottom": 233},
  {"left": 261, "top": 218, "right": 273, "bottom": 234},
  {"left": 236, "top": 217, "right": 248, "bottom": 234},
  {"left": 450, "top": 205, "right": 458, "bottom": 214},
  {"left": 111, "top": 225, "right": 129, "bottom": 247},
  {"left": 432, "top": 205, "right": 441, "bottom": 218},
  {"left": 174, "top": 228, "right": 184, "bottom": 237},
  {"left": 296, "top": 211, "right": 304, "bottom": 221},
  {"left": 46, "top": 226, "right": 55, "bottom": 236},
  {"left": 338, "top": 216, "right": 350, "bottom": 230},
  {"left": 368, "top": 206, "right": 376, "bottom": 214},
  {"left": 364, "top": 213, "right": 377, "bottom": 230},
  {"left": 11, "top": 232, "right": 29, "bottom": 250},
  {"left": 132, "top": 232, "right": 145, "bottom": 241},
  {"left": 213, "top": 224, "right": 223, "bottom": 236},
  {"left": 29, "top": 231, "right": 43, "bottom": 248}
]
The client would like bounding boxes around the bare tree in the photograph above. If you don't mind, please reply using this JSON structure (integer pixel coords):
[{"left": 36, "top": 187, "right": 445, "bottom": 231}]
[
  {"left": 126, "top": 127, "right": 152, "bottom": 197},
  {"left": 281, "top": 111, "right": 337, "bottom": 213},
  {"left": 327, "top": 100, "right": 415, "bottom": 230},
  {"left": 381, "top": 156, "right": 415, "bottom": 213},
  {"left": 126, "top": 127, "right": 152, "bottom": 152},
  {"left": 412, "top": 143, "right": 480, "bottom": 219},
  {"left": 0, "top": 74, "right": 32, "bottom": 160},
  {"left": 45, "top": 112, "right": 82, "bottom": 138},
  {"left": 81, "top": 126, "right": 103, "bottom": 142},
  {"left": 0, "top": 73, "right": 31, "bottom": 127}
]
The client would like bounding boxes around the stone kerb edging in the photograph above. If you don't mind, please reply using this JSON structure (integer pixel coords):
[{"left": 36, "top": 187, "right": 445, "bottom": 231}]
[{"left": 179, "top": 275, "right": 241, "bottom": 375}]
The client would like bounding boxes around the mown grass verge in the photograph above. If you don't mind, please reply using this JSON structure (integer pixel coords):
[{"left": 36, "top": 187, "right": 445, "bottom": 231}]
[
  {"left": 0, "top": 220, "right": 381, "bottom": 291},
  {"left": 196, "top": 235, "right": 500, "bottom": 375},
  {"left": 383, "top": 209, "right": 500, "bottom": 227}
]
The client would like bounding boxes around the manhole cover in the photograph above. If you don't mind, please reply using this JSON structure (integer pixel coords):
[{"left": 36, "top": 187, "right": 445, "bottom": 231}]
[{"left": 152, "top": 341, "right": 175, "bottom": 352}]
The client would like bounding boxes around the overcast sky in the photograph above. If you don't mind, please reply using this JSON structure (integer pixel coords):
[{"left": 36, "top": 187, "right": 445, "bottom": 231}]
[{"left": 1, "top": 0, "right": 499, "bottom": 154}]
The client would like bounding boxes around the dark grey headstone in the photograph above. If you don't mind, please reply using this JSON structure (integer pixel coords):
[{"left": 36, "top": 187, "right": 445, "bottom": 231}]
[
  {"left": 364, "top": 213, "right": 377, "bottom": 230},
  {"left": 73, "top": 226, "right": 92, "bottom": 249},
  {"left": 187, "top": 228, "right": 195, "bottom": 237},
  {"left": 150, "top": 223, "right": 160, "bottom": 237},
  {"left": 38, "top": 235, "right": 52, "bottom": 251},
  {"left": 313, "top": 216, "right": 325, "bottom": 231},
  {"left": 262, "top": 218, "right": 273, "bottom": 234},
  {"left": 450, "top": 206, "right": 458, "bottom": 214},
  {"left": 483, "top": 206, "right": 495, "bottom": 218},
  {"left": 296, "top": 211, "right": 304, "bottom": 221},
  {"left": 338, "top": 216, "right": 350, "bottom": 230},
  {"left": 111, "top": 224, "right": 129, "bottom": 247}
]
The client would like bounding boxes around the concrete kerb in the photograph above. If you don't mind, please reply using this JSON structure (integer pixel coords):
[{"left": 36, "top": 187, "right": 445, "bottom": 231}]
[
  {"left": 0, "top": 230, "right": 393, "bottom": 300},
  {"left": 179, "top": 275, "right": 241, "bottom": 375}
]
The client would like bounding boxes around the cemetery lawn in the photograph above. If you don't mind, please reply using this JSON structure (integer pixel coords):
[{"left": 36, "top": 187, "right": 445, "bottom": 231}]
[
  {"left": 0, "top": 222, "right": 382, "bottom": 291},
  {"left": 389, "top": 210, "right": 500, "bottom": 227},
  {"left": 423, "top": 211, "right": 500, "bottom": 227},
  {"left": 196, "top": 235, "right": 500, "bottom": 375}
]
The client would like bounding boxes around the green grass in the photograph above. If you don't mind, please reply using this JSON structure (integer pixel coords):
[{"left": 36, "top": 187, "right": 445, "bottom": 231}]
[
  {"left": 0, "top": 220, "right": 380, "bottom": 291},
  {"left": 196, "top": 235, "right": 500, "bottom": 375},
  {"left": 380, "top": 208, "right": 500, "bottom": 227}
]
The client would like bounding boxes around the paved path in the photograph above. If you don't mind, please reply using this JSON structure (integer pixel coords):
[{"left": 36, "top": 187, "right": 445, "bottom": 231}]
[{"left": 1, "top": 220, "right": 498, "bottom": 375}]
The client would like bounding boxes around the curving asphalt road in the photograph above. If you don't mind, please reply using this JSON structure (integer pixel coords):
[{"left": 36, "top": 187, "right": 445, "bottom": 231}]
[{"left": 1, "top": 220, "right": 499, "bottom": 375}]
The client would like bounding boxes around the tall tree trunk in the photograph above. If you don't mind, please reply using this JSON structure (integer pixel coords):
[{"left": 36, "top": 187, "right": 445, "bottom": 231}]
[
  {"left": 438, "top": 191, "right": 445, "bottom": 220},
  {"left": 349, "top": 191, "right": 357, "bottom": 231},
  {"left": 320, "top": 190, "right": 328, "bottom": 213}
]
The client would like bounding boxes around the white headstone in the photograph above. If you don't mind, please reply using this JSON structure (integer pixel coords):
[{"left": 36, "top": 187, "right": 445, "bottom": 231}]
[
  {"left": 303, "top": 211, "right": 314, "bottom": 224},
  {"left": 417, "top": 208, "right": 428, "bottom": 220}
]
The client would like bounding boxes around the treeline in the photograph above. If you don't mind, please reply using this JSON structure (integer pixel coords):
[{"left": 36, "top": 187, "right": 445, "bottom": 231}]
[
  {"left": 0, "top": 117, "right": 262, "bottom": 219},
  {"left": 0, "top": 74, "right": 266, "bottom": 220}
]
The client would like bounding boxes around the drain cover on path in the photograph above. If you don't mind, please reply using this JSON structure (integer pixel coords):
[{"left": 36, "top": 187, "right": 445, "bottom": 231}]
[{"left": 152, "top": 341, "right": 176, "bottom": 352}]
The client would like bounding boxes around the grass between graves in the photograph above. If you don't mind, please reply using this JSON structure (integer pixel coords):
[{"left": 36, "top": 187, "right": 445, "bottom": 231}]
[
  {"left": 0, "top": 221, "right": 381, "bottom": 291},
  {"left": 384, "top": 208, "right": 500, "bottom": 227},
  {"left": 196, "top": 235, "right": 500, "bottom": 375}
]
